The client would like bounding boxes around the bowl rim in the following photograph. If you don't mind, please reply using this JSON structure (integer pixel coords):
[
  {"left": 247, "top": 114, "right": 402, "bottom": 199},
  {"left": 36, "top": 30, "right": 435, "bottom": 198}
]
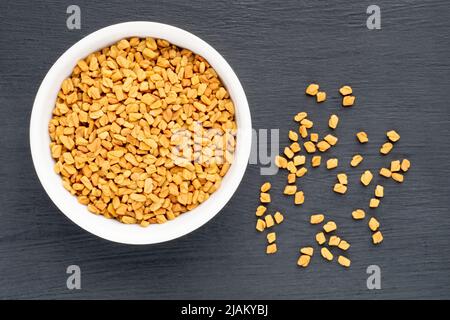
[{"left": 29, "top": 21, "right": 252, "bottom": 245}]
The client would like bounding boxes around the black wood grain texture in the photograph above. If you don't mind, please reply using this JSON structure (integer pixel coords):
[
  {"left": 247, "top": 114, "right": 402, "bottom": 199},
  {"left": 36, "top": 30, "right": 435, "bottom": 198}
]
[{"left": 0, "top": 0, "right": 449, "bottom": 299}]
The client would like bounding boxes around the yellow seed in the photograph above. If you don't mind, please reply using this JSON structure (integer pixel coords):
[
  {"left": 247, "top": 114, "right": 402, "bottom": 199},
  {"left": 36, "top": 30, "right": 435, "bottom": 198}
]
[
  {"left": 323, "top": 221, "right": 337, "bottom": 233},
  {"left": 338, "top": 255, "right": 351, "bottom": 268},
  {"left": 352, "top": 209, "right": 366, "bottom": 220},
  {"left": 342, "top": 95, "right": 355, "bottom": 107},
  {"left": 361, "top": 170, "right": 373, "bottom": 186},
  {"left": 310, "top": 214, "right": 325, "bottom": 224},
  {"left": 305, "top": 83, "right": 319, "bottom": 96},
  {"left": 369, "top": 198, "right": 380, "bottom": 208},
  {"left": 267, "top": 232, "right": 276, "bottom": 244},
  {"left": 299, "top": 125, "right": 308, "bottom": 138},
  {"left": 380, "top": 142, "right": 393, "bottom": 155},
  {"left": 316, "top": 232, "right": 326, "bottom": 245},
  {"left": 294, "top": 112, "right": 308, "bottom": 122},
  {"left": 261, "top": 182, "right": 271, "bottom": 192},
  {"left": 265, "top": 214, "right": 275, "bottom": 228},
  {"left": 375, "top": 185, "right": 384, "bottom": 198},
  {"left": 260, "top": 192, "right": 271, "bottom": 203},
  {"left": 293, "top": 155, "right": 306, "bottom": 166},
  {"left": 297, "top": 255, "right": 311, "bottom": 267},
  {"left": 387, "top": 130, "right": 400, "bottom": 142},
  {"left": 290, "top": 142, "right": 301, "bottom": 153},
  {"left": 391, "top": 160, "right": 401, "bottom": 172},
  {"left": 304, "top": 141, "right": 316, "bottom": 153},
  {"left": 284, "top": 185, "right": 297, "bottom": 195},
  {"left": 130, "top": 193, "right": 147, "bottom": 202},
  {"left": 274, "top": 211, "right": 284, "bottom": 224},
  {"left": 401, "top": 159, "right": 411, "bottom": 172},
  {"left": 289, "top": 130, "right": 299, "bottom": 141},
  {"left": 321, "top": 247, "right": 334, "bottom": 261},
  {"left": 372, "top": 231, "right": 384, "bottom": 244},
  {"left": 329, "top": 114, "right": 339, "bottom": 129},
  {"left": 266, "top": 243, "right": 277, "bottom": 254},
  {"left": 256, "top": 219, "right": 266, "bottom": 232},
  {"left": 339, "top": 85, "right": 352, "bottom": 96},
  {"left": 300, "top": 118, "right": 313, "bottom": 129},
  {"left": 379, "top": 167, "right": 392, "bottom": 178},
  {"left": 338, "top": 240, "right": 351, "bottom": 250},
  {"left": 368, "top": 217, "right": 380, "bottom": 231},
  {"left": 350, "top": 154, "right": 363, "bottom": 167},
  {"left": 337, "top": 173, "right": 348, "bottom": 185},
  {"left": 327, "top": 158, "right": 338, "bottom": 169},
  {"left": 310, "top": 133, "right": 319, "bottom": 143},
  {"left": 311, "top": 155, "right": 321, "bottom": 167},
  {"left": 287, "top": 161, "right": 297, "bottom": 174},
  {"left": 296, "top": 167, "right": 308, "bottom": 177},
  {"left": 317, "top": 140, "right": 331, "bottom": 152},
  {"left": 287, "top": 173, "right": 296, "bottom": 184},
  {"left": 256, "top": 205, "right": 267, "bottom": 217},
  {"left": 392, "top": 173, "right": 404, "bottom": 183},
  {"left": 324, "top": 134, "right": 338, "bottom": 146},
  {"left": 300, "top": 247, "right": 314, "bottom": 256},
  {"left": 275, "top": 155, "right": 288, "bottom": 168},
  {"left": 356, "top": 131, "right": 368, "bottom": 143},
  {"left": 329, "top": 235, "right": 341, "bottom": 246},
  {"left": 284, "top": 147, "right": 294, "bottom": 159},
  {"left": 333, "top": 183, "right": 347, "bottom": 194},
  {"left": 316, "top": 91, "right": 326, "bottom": 102},
  {"left": 294, "top": 191, "right": 305, "bottom": 205}
]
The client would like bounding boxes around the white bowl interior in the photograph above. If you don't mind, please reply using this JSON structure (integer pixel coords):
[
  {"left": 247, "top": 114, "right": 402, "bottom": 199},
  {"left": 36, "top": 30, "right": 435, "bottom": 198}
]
[{"left": 30, "top": 22, "right": 252, "bottom": 244}]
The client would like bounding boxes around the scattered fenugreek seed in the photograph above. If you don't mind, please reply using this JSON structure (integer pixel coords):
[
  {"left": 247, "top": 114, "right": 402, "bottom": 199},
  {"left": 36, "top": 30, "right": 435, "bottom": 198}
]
[
  {"left": 352, "top": 209, "right": 366, "bottom": 220},
  {"left": 321, "top": 247, "right": 334, "bottom": 261},
  {"left": 310, "top": 214, "right": 325, "bottom": 224},
  {"left": 356, "top": 131, "right": 368, "bottom": 143},
  {"left": 368, "top": 217, "right": 380, "bottom": 231}
]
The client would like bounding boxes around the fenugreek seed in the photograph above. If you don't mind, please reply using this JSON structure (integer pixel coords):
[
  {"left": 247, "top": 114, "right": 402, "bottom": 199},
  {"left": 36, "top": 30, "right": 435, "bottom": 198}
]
[
  {"left": 289, "top": 130, "right": 299, "bottom": 141},
  {"left": 387, "top": 130, "right": 400, "bottom": 142},
  {"left": 338, "top": 256, "right": 351, "bottom": 268},
  {"left": 284, "top": 185, "right": 297, "bottom": 195},
  {"left": 390, "top": 160, "right": 401, "bottom": 172},
  {"left": 372, "top": 231, "right": 384, "bottom": 244},
  {"left": 351, "top": 154, "right": 363, "bottom": 167},
  {"left": 256, "top": 219, "right": 266, "bottom": 232},
  {"left": 306, "top": 83, "right": 319, "bottom": 96},
  {"left": 324, "top": 134, "right": 338, "bottom": 146},
  {"left": 122, "top": 216, "right": 137, "bottom": 224},
  {"left": 296, "top": 167, "right": 308, "bottom": 177},
  {"left": 329, "top": 114, "right": 339, "bottom": 129},
  {"left": 342, "top": 95, "right": 355, "bottom": 107},
  {"left": 375, "top": 185, "right": 384, "bottom": 198},
  {"left": 300, "top": 118, "right": 314, "bottom": 129},
  {"left": 316, "top": 91, "right": 326, "bottom": 102},
  {"left": 293, "top": 155, "right": 306, "bottom": 166},
  {"left": 290, "top": 142, "right": 301, "bottom": 153},
  {"left": 288, "top": 173, "right": 296, "bottom": 184},
  {"left": 275, "top": 155, "right": 288, "bottom": 168},
  {"left": 130, "top": 193, "right": 147, "bottom": 202},
  {"left": 327, "top": 158, "right": 338, "bottom": 170},
  {"left": 266, "top": 243, "right": 277, "bottom": 254},
  {"left": 316, "top": 232, "right": 326, "bottom": 245},
  {"left": 369, "top": 198, "right": 380, "bottom": 208},
  {"left": 294, "top": 112, "right": 308, "bottom": 122},
  {"left": 294, "top": 191, "right": 305, "bottom": 205},
  {"left": 267, "top": 232, "right": 276, "bottom": 244},
  {"left": 260, "top": 192, "right": 271, "bottom": 203},
  {"left": 287, "top": 161, "right": 297, "bottom": 174},
  {"left": 401, "top": 159, "right": 411, "bottom": 172},
  {"left": 274, "top": 211, "right": 284, "bottom": 224},
  {"left": 329, "top": 235, "right": 341, "bottom": 247},
  {"left": 356, "top": 131, "right": 368, "bottom": 143},
  {"left": 338, "top": 240, "right": 350, "bottom": 251},
  {"left": 300, "top": 247, "right": 314, "bottom": 256},
  {"left": 311, "top": 155, "right": 321, "bottom": 167},
  {"left": 304, "top": 141, "right": 316, "bottom": 153},
  {"left": 321, "top": 247, "right": 334, "bottom": 261},
  {"left": 352, "top": 209, "right": 366, "bottom": 220},
  {"left": 323, "top": 221, "right": 337, "bottom": 233},
  {"left": 297, "top": 255, "right": 311, "bottom": 267},
  {"left": 337, "top": 173, "right": 348, "bottom": 185},
  {"left": 380, "top": 142, "right": 393, "bottom": 155},
  {"left": 317, "top": 141, "right": 331, "bottom": 152},
  {"left": 261, "top": 182, "right": 271, "bottom": 192},
  {"left": 256, "top": 205, "right": 267, "bottom": 217},
  {"left": 284, "top": 147, "right": 294, "bottom": 159},
  {"left": 379, "top": 167, "right": 392, "bottom": 178},
  {"left": 361, "top": 170, "right": 373, "bottom": 186},
  {"left": 265, "top": 214, "right": 275, "bottom": 228},
  {"left": 368, "top": 217, "right": 380, "bottom": 231},
  {"left": 299, "top": 125, "right": 308, "bottom": 138},
  {"left": 339, "top": 85, "right": 352, "bottom": 96},
  {"left": 310, "top": 214, "right": 325, "bottom": 224},
  {"left": 333, "top": 183, "right": 347, "bottom": 194},
  {"left": 310, "top": 133, "right": 319, "bottom": 143},
  {"left": 392, "top": 173, "right": 404, "bottom": 183}
]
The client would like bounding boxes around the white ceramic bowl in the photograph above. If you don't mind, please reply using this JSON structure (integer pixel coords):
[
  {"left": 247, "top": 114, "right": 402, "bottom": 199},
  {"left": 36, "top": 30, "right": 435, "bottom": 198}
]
[{"left": 30, "top": 22, "right": 251, "bottom": 245}]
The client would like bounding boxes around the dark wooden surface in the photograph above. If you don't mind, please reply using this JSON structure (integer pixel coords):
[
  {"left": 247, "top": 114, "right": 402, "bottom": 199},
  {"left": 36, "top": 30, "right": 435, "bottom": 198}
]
[{"left": 1, "top": 0, "right": 449, "bottom": 299}]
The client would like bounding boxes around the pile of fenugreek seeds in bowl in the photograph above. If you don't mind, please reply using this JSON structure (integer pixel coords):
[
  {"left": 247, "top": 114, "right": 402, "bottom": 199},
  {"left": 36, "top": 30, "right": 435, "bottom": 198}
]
[
  {"left": 49, "top": 37, "right": 237, "bottom": 227},
  {"left": 255, "top": 83, "right": 411, "bottom": 268}
]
